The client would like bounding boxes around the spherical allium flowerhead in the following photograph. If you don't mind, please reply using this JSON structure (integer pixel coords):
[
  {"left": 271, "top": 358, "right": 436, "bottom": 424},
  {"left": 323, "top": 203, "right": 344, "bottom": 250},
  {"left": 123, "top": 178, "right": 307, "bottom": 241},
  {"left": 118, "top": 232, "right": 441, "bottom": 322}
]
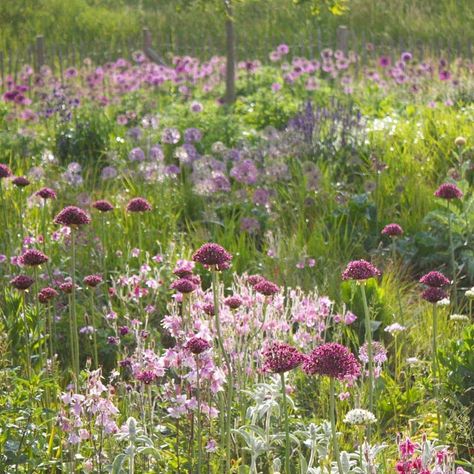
[
  {"left": 126, "top": 197, "right": 152, "bottom": 213},
  {"left": 192, "top": 243, "right": 232, "bottom": 268},
  {"left": 434, "top": 183, "right": 463, "bottom": 200},
  {"left": 0, "top": 163, "right": 12, "bottom": 179},
  {"left": 202, "top": 303, "right": 215, "bottom": 316},
  {"left": 173, "top": 259, "right": 195, "bottom": 278},
  {"left": 247, "top": 274, "right": 264, "bottom": 286},
  {"left": 185, "top": 336, "right": 211, "bottom": 355},
  {"left": 12, "top": 176, "right": 30, "bottom": 188},
  {"left": 224, "top": 295, "right": 243, "bottom": 309},
  {"left": 421, "top": 287, "right": 448, "bottom": 304},
  {"left": 35, "top": 187, "right": 57, "bottom": 200},
  {"left": 59, "top": 281, "right": 74, "bottom": 294},
  {"left": 343, "top": 408, "right": 377, "bottom": 426},
  {"left": 466, "top": 287, "right": 474, "bottom": 299},
  {"left": 381, "top": 223, "right": 404, "bottom": 237},
  {"left": 419, "top": 271, "right": 450, "bottom": 288},
  {"left": 342, "top": 260, "right": 381, "bottom": 281},
  {"left": 136, "top": 370, "right": 157, "bottom": 385},
  {"left": 254, "top": 279, "right": 280, "bottom": 296},
  {"left": 10, "top": 275, "right": 35, "bottom": 290},
  {"left": 19, "top": 249, "right": 49, "bottom": 266},
  {"left": 38, "top": 287, "right": 59, "bottom": 304},
  {"left": 83, "top": 274, "right": 103, "bottom": 287},
  {"left": 183, "top": 274, "right": 201, "bottom": 286},
  {"left": 92, "top": 199, "right": 114, "bottom": 212},
  {"left": 303, "top": 342, "right": 361, "bottom": 381},
  {"left": 170, "top": 278, "right": 197, "bottom": 294},
  {"left": 54, "top": 206, "right": 91, "bottom": 227},
  {"left": 262, "top": 341, "right": 305, "bottom": 374}
]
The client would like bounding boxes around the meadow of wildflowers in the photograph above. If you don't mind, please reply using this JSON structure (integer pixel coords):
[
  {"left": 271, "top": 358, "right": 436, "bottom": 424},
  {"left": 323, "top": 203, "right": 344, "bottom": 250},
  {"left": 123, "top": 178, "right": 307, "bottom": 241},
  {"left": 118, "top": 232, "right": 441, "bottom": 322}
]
[{"left": 0, "top": 42, "right": 473, "bottom": 474}]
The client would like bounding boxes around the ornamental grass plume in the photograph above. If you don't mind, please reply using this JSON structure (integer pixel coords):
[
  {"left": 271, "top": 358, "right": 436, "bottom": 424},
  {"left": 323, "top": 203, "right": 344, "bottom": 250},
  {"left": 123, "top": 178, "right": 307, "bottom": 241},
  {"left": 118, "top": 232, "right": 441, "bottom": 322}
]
[
  {"left": 54, "top": 206, "right": 91, "bottom": 226},
  {"left": 126, "top": 197, "right": 152, "bottom": 213},
  {"left": 10, "top": 274, "right": 35, "bottom": 290},
  {"left": 19, "top": 249, "right": 49, "bottom": 266},
  {"left": 341, "top": 260, "right": 381, "bottom": 281},
  {"left": 92, "top": 199, "right": 114, "bottom": 212},
  {"left": 35, "top": 187, "right": 57, "bottom": 200}
]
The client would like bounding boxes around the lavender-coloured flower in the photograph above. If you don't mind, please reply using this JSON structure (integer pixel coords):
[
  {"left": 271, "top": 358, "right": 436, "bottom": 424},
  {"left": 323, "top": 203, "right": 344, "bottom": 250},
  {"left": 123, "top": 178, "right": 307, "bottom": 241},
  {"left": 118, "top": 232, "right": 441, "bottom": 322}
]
[
  {"left": 254, "top": 279, "right": 280, "bottom": 296},
  {"left": 12, "top": 176, "right": 30, "bottom": 188},
  {"left": 83, "top": 274, "right": 103, "bottom": 287},
  {"left": 192, "top": 243, "right": 232, "bottom": 268},
  {"left": 224, "top": 295, "right": 243, "bottom": 309},
  {"left": 381, "top": 223, "right": 403, "bottom": 237},
  {"left": 54, "top": 206, "right": 91, "bottom": 226},
  {"left": 342, "top": 260, "right": 381, "bottom": 281},
  {"left": 170, "top": 278, "right": 197, "bottom": 294},
  {"left": 38, "top": 287, "right": 59, "bottom": 304},
  {"left": 421, "top": 287, "right": 448, "bottom": 303},
  {"left": 303, "top": 342, "right": 361, "bottom": 380},
  {"left": 359, "top": 341, "right": 387, "bottom": 365},
  {"left": 262, "top": 341, "right": 305, "bottom": 374},
  {"left": 10, "top": 275, "right": 35, "bottom": 290},
  {"left": 434, "top": 183, "right": 463, "bottom": 200},
  {"left": 92, "top": 200, "right": 114, "bottom": 212},
  {"left": 185, "top": 336, "right": 211, "bottom": 355},
  {"left": 161, "top": 127, "right": 180, "bottom": 144},
  {"left": 126, "top": 197, "right": 152, "bottom": 213},
  {"left": 0, "top": 164, "right": 12, "bottom": 179},
  {"left": 35, "top": 187, "right": 57, "bottom": 200},
  {"left": 19, "top": 249, "right": 49, "bottom": 266},
  {"left": 419, "top": 271, "right": 450, "bottom": 288}
]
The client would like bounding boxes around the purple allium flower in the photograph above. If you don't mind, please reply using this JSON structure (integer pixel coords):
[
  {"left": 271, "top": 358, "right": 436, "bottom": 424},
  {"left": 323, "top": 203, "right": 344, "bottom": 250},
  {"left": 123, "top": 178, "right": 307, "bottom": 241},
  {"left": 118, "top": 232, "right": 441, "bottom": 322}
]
[
  {"left": 19, "top": 249, "right": 49, "bottom": 266},
  {"left": 185, "top": 336, "right": 211, "bottom": 355},
  {"left": 10, "top": 275, "right": 35, "bottom": 290},
  {"left": 262, "top": 341, "right": 305, "bottom": 374},
  {"left": 54, "top": 206, "right": 91, "bottom": 226},
  {"left": 170, "top": 278, "right": 197, "bottom": 294},
  {"left": 381, "top": 223, "right": 403, "bottom": 237},
  {"left": 119, "top": 326, "right": 130, "bottom": 336},
  {"left": 107, "top": 336, "right": 120, "bottom": 345},
  {"left": 254, "top": 279, "right": 280, "bottom": 296},
  {"left": 128, "top": 147, "right": 146, "bottom": 162},
  {"left": 92, "top": 200, "right": 114, "bottom": 212},
  {"left": 277, "top": 44, "right": 290, "bottom": 55},
  {"left": 342, "top": 260, "right": 381, "bottom": 281},
  {"left": 434, "top": 183, "right": 463, "bottom": 200},
  {"left": 401, "top": 51, "right": 412, "bottom": 62},
  {"left": 248, "top": 274, "right": 264, "bottom": 286},
  {"left": 224, "top": 295, "right": 243, "bottom": 309},
  {"left": 161, "top": 127, "right": 180, "bottom": 145},
  {"left": 136, "top": 370, "right": 157, "bottom": 384},
  {"left": 173, "top": 259, "right": 195, "bottom": 278},
  {"left": 303, "top": 342, "right": 361, "bottom": 380},
  {"left": 83, "top": 274, "right": 103, "bottom": 287},
  {"left": 202, "top": 303, "right": 215, "bottom": 316},
  {"left": 419, "top": 271, "right": 450, "bottom": 288},
  {"left": 38, "top": 287, "right": 59, "bottom": 304},
  {"left": 35, "top": 187, "right": 57, "bottom": 200},
  {"left": 192, "top": 243, "right": 232, "bottom": 268},
  {"left": 59, "top": 281, "right": 74, "bottom": 294},
  {"left": 240, "top": 217, "right": 260, "bottom": 234},
  {"left": 0, "top": 164, "right": 12, "bottom": 179},
  {"left": 421, "top": 287, "right": 448, "bottom": 303},
  {"left": 378, "top": 56, "right": 391, "bottom": 68},
  {"left": 12, "top": 176, "right": 30, "bottom": 188},
  {"left": 126, "top": 197, "right": 152, "bottom": 213}
]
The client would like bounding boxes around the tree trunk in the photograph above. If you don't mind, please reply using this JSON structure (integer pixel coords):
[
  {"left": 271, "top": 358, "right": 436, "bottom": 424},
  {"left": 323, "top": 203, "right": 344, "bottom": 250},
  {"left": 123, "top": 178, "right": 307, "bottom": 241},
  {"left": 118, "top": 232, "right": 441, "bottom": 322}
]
[{"left": 224, "top": 1, "right": 236, "bottom": 105}]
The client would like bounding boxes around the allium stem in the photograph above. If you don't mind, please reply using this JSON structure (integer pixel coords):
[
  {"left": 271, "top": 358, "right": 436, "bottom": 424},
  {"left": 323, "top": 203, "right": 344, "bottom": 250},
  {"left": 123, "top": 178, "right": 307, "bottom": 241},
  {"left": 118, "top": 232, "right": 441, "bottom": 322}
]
[
  {"left": 391, "top": 239, "right": 404, "bottom": 325},
  {"left": 211, "top": 270, "right": 233, "bottom": 472},
  {"left": 71, "top": 230, "right": 80, "bottom": 387},
  {"left": 360, "top": 283, "right": 375, "bottom": 415},
  {"left": 196, "top": 358, "right": 203, "bottom": 474},
  {"left": 447, "top": 202, "right": 457, "bottom": 310},
  {"left": 432, "top": 304, "right": 442, "bottom": 439},
  {"left": 47, "top": 304, "right": 54, "bottom": 367},
  {"left": 90, "top": 292, "right": 99, "bottom": 369},
  {"left": 280, "top": 372, "right": 291, "bottom": 474},
  {"left": 0, "top": 181, "right": 9, "bottom": 257},
  {"left": 329, "top": 378, "right": 343, "bottom": 474}
]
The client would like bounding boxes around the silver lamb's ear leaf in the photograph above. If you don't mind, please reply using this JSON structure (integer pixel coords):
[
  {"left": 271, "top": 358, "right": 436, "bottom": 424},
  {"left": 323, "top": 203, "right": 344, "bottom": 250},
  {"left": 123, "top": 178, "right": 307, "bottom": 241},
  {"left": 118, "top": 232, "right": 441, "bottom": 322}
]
[
  {"left": 340, "top": 451, "right": 351, "bottom": 474},
  {"left": 111, "top": 453, "right": 127, "bottom": 474}
]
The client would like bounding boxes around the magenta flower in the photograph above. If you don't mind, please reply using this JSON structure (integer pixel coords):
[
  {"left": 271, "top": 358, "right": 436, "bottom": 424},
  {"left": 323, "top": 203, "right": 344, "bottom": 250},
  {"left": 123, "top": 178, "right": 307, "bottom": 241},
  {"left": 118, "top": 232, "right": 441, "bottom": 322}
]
[
  {"left": 224, "top": 295, "right": 243, "bottom": 309},
  {"left": 421, "top": 287, "right": 448, "bottom": 303},
  {"left": 342, "top": 260, "right": 381, "bottom": 281},
  {"left": 0, "top": 164, "right": 12, "bottom": 179},
  {"left": 59, "top": 281, "right": 74, "bottom": 294},
  {"left": 262, "top": 341, "right": 305, "bottom": 374},
  {"left": 381, "top": 223, "right": 403, "bottom": 237},
  {"left": 38, "top": 287, "right": 59, "bottom": 304},
  {"left": 92, "top": 200, "right": 114, "bottom": 212},
  {"left": 12, "top": 176, "right": 30, "bottom": 188},
  {"left": 254, "top": 279, "right": 280, "bottom": 296},
  {"left": 54, "top": 206, "right": 91, "bottom": 226},
  {"left": 173, "top": 259, "right": 195, "bottom": 278},
  {"left": 185, "top": 336, "right": 211, "bottom": 355},
  {"left": 419, "top": 271, "right": 450, "bottom": 288},
  {"left": 136, "top": 370, "right": 157, "bottom": 384},
  {"left": 203, "top": 303, "right": 215, "bottom": 316},
  {"left": 434, "top": 183, "right": 463, "bottom": 200},
  {"left": 192, "top": 243, "right": 232, "bottom": 268},
  {"left": 126, "top": 197, "right": 152, "bottom": 213},
  {"left": 247, "top": 274, "right": 264, "bottom": 286},
  {"left": 83, "top": 274, "right": 103, "bottom": 287},
  {"left": 19, "top": 249, "right": 49, "bottom": 266},
  {"left": 303, "top": 342, "right": 361, "bottom": 380},
  {"left": 35, "top": 187, "right": 57, "bottom": 200},
  {"left": 170, "top": 278, "right": 197, "bottom": 294},
  {"left": 10, "top": 275, "right": 35, "bottom": 290}
]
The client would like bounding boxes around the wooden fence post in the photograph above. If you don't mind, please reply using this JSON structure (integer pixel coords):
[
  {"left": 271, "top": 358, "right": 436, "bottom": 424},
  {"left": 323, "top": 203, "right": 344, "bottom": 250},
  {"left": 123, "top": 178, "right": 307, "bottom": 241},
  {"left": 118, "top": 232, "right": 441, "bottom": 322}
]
[
  {"left": 36, "top": 35, "right": 45, "bottom": 70},
  {"left": 336, "top": 25, "right": 349, "bottom": 54}
]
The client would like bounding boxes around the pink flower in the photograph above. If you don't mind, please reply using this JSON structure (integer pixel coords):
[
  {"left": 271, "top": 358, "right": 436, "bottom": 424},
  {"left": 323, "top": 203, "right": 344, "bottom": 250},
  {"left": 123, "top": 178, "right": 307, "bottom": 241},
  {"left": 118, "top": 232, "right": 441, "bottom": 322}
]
[
  {"left": 342, "top": 260, "right": 381, "bottom": 281},
  {"left": 262, "top": 341, "right": 305, "bottom": 374},
  {"left": 434, "top": 183, "right": 463, "bottom": 200},
  {"left": 192, "top": 243, "right": 232, "bottom": 268}
]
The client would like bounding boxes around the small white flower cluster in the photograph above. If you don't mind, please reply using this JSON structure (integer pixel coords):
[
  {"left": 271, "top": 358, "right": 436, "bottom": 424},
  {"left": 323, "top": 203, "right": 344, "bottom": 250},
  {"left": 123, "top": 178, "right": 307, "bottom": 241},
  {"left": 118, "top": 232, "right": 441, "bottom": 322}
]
[
  {"left": 385, "top": 323, "right": 407, "bottom": 335},
  {"left": 343, "top": 408, "right": 377, "bottom": 426},
  {"left": 450, "top": 314, "right": 469, "bottom": 322},
  {"left": 465, "top": 287, "right": 474, "bottom": 299}
]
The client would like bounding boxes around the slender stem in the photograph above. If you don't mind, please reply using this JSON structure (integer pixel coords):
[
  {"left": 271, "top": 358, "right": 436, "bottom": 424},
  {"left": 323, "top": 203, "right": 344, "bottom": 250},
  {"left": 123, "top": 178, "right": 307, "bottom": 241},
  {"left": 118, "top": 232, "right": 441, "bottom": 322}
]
[
  {"left": 281, "top": 372, "right": 291, "bottom": 474},
  {"left": 47, "top": 304, "right": 54, "bottom": 367},
  {"left": 329, "top": 378, "right": 343, "bottom": 474},
  {"left": 360, "top": 284, "right": 374, "bottom": 414},
  {"left": 21, "top": 293, "right": 32, "bottom": 378},
  {"left": 90, "top": 291, "right": 99, "bottom": 369},
  {"left": 392, "top": 238, "right": 404, "bottom": 324},
  {"left": 18, "top": 189, "right": 24, "bottom": 249},
  {"left": 447, "top": 202, "right": 457, "bottom": 310},
  {"left": 71, "top": 230, "right": 80, "bottom": 387},
  {"left": 432, "top": 304, "right": 442, "bottom": 439},
  {"left": 0, "top": 181, "right": 10, "bottom": 258},
  {"left": 196, "top": 358, "right": 203, "bottom": 474}
]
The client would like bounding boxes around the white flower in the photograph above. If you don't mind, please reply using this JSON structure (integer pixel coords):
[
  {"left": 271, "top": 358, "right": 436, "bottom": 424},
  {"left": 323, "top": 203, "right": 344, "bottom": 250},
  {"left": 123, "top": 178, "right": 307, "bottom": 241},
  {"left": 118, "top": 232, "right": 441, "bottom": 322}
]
[
  {"left": 450, "top": 314, "right": 469, "bottom": 322},
  {"left": 406, "top": 357, "right": 421, "bottom": 365},
  {"left": 437, "top": 298, "right": 450, "bottom": 306},
  {"left": 343, "top": 409, "right": 377, "bottom": 426},
  {"left": 384, "top": 323, "right": 407, "bottom": 334},
  {"left": 465, "top": 287, "right": 474, "bottom": 299}
]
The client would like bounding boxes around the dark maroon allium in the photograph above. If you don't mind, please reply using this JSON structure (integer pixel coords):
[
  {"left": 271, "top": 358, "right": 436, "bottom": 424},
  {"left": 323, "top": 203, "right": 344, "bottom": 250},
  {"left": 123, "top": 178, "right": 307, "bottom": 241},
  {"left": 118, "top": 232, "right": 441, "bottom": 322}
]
[
  {"left": 381, "top": 223, "right": 403, "bottom": 237},
  {"left": 224, "top": 295, "right": 243, "bottom": 309},
  {"left": 421, "top": 287, "right": 448, "bottom": 303},
  {"left": 54, "top": 206, "right": 91, "bottom": 226},
  {"left": 170, "top": 278, "right": 197, "bottom": 294},
  {"left": 119, "top": 358, "right": 132, "bottom": 368},
  {"left": 254, "top": 279, "right": 280, "bottom": 296},
  {"left": 342, "top": 260, "right": 381, "bottom": 281},
  {"left": 35, "top": 187, "right": 57, "bottom": 200},
  {"left": 0, "top": 163, "right": 12, "bottom": 179},
  {"left": 38, "top": 287, "right": 59, "bottom": 304},
  {"left": 59, "top": 281, "right": 74, "bottom": 294},
  {"left": 203, "top": 303, "right": 215, "bottom": 316},
  {"left": 107, "top": 336, "right": 120, "bottom": 345},
  {"left": 192, "top": 243, "right": 232, "bottom": 268},
  {"left": 12, "top": 176, "right": 30, "bottom": 188},
  {"left": 136, "top": 370, "right": 156, "bottom": 384},
  {"left": 92, "top": 199, "right": 114, "bottom": 212},
  {"left": 262, "top": 341, "right": 305, "bottom": 374},
  {"left": 10, "top": 275, "right": 35, "bottom": 290},
  {"left": 419, "top": 271, "right": 450, "bottom": 288},
  {"left": 434, "top": 183, "right": 463, "bottom": 200},
  {"left": 247, "top": 274, "right": 264, "bottom": 286},
  {"left": 119, "top": 326, "right": 130, "bottom": 336},
  {"left": 126, "top": 197, "right": 152, "bottom": 213},
  {"left": 183, "top": 274, "right": 201, "bottom": 286},
  {"left": 185, "top": 336, "right": 211, "bottom": 355},
  {"left": 303, "top": 342, "right": 361, "bottom": 380},
  {"left": 173, "top": 260, "right": 195, "bottom": 278},
  {"left": 83, "top": 274, "right": 103, "bottom": 287},
  {"left": 19, "top": 249, "right": 49, "bottom": 266}
]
